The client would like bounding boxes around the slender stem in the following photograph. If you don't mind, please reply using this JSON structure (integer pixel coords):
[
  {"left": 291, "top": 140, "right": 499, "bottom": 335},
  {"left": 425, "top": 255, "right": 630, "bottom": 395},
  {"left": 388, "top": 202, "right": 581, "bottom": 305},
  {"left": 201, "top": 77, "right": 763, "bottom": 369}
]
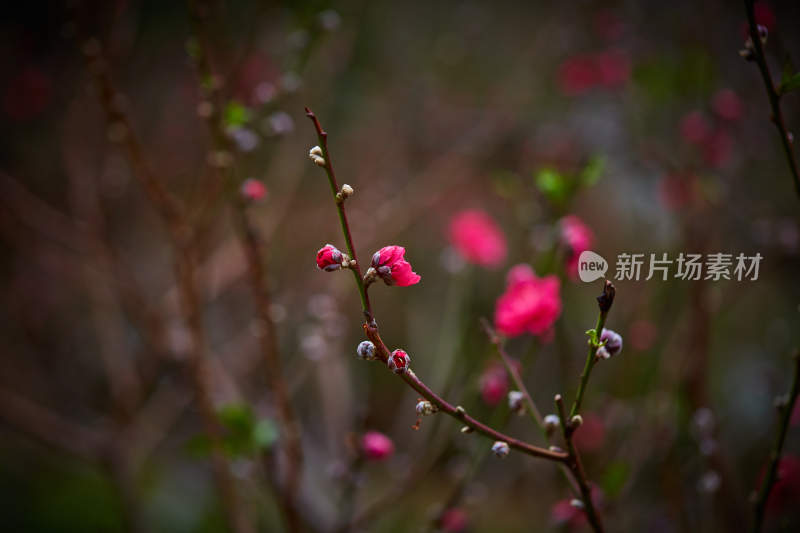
[
  {"left": 751, "top": 351, "right": 800, "bottom": 533},
  {"left": 480, "top": 319, "right": 545, "bottom": 433},
  {"left": 306, "top": 107, "right": 566, "bottom": 464},
  {"left": 569, "top": 280, "right": 615, "bottom": 418},
  {"left": 556, "top": 395, "right": 606, "bottom": 533},
  {"left": 305, "top": 108, "right": 373, "bottom": 322},
  {"left": 743, "top": 0, "right": 800, "bottom": 198}
]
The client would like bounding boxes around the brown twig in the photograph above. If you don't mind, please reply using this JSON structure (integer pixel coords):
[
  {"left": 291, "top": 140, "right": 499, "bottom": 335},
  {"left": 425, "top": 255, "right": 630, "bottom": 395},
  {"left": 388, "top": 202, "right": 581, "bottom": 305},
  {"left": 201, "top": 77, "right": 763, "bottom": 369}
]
[
  {"left": 305, "top": 107, "right": 567, "bottom": 464},
  {"left": 751, "top": 351, "right": 800, "bottom": 533},
  {"left": 743, "top": 0, "right": 800, "bottom": 198},
  {"left": 85, "top": 39, "right": 252, "bottom": 533}
]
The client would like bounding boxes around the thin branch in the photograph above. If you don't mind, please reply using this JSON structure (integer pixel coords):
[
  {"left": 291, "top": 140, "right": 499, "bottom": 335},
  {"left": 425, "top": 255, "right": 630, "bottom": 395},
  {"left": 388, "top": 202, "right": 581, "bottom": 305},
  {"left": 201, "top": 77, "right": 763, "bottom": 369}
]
[
  {"left": 555, "top": 394, "right": 605, "bottom": 533},
  {"left": 751, "top": 351, "right": 800, "bottom": 533},
  {"left": 569, "top": 280, "right": 615, "bottom": 418},
  {"left": 743, "top": 0, "right": 800, "bottom": 198},
  {"left": 305, "top": 107, "right": 566, "bottom": 465}
]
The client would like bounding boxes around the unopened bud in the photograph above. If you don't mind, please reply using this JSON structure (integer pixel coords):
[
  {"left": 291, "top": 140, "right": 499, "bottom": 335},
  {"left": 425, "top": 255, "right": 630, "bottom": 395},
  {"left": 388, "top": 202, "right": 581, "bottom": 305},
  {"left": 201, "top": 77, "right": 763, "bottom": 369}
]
[
  {"left": 549, "top": 445, "right": 564, "bottom": 453},
  {"left": 491, "top": 441, "right": 510, "bottom": 458},
  {"left": 416, "top": 400, "right": 436, "bottom": 416},
  {"left": 308, "top": 145, "right": 326, "bottom": 166},
  {"left": 569, "top": 499, "right": 585, "bottom": 509},
  {"left": 460, "top": 426, "right": 473, "bottom": 434},
  {"left": 758, "top": 24, "right": 768, "bottom": 45},
  {"left": 508, "top": 391, "right": 524, "bottom": 413},
  {"left": 356, "top": 340, "right": 376, "bottom": 360},
  {"left": 570, "top": 415, "right": 583, "bottom": 429},
  {"left": 455, "top": 405, "right": 466, "bottom": 416},
  {"left": 340, "top": 184, "right": 354, "bottom": 198},
  {"left": 544, "top": 414, "right": 560, "bottom": 433},
  {"left": 388, "top": 349, "right": 410, "bottom": 374},
  {"left": 316, "top": 244, "right": 344, "bottom": 271}
]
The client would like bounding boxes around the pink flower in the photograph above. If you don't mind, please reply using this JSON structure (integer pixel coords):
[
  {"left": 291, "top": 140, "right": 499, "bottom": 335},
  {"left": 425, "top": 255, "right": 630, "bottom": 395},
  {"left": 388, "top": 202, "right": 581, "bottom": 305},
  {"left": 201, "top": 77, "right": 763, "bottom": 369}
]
[
  {"left": 494, "top": 264, "right": 562, "bottom": 338},
  {"left": 560, "top": 216, "right": 594, "bottom": 277},
  {"left": 439, "top": 508, "right": 468, "bottom": 532},
  {"left": 712, "top": 89, "right": 743, "bottom": 121},
  {"left": 316, "top": 244, "right": 343, "bottom": 271},
  {"left": 551, "top": 486, "right": 603, "bottom": 528},
  {"left": 480, "top": 364, "right": 509, "bottom": 406},
  {"left": 558, "top": 54, "right": 599, "bottom": 95},
  {"left": 658, "top": 173, "right": 697, "bottom": 211},
  {"left": 702, "top": 130, "right": 732, "bottom": 168},
  {"left": 447, "top": 209, "right": 507, "bottom": 268},
  {"left": 240, "top": 178, "right": 267, "bottom": 201},
  {"left": 371, "top": 246, "right": 421, "bottom": 286},
  {"left": 762, "top": 455, "right": 800, "bottom": 513},
  {"left": 361, "top": 431, "right": 394, "bottom": 461},
  {"left": 680, "top": 111, "right": 711, "bottom": 145},
  {"left": 596, "top": 49, "right": 630, "bottom": 88}
]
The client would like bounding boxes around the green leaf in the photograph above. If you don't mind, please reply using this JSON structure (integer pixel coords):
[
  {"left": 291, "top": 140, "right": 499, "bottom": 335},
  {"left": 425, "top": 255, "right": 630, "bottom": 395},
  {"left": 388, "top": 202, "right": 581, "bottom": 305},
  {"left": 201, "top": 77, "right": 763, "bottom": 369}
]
[
  {"left": 601, "top": 461, "right": 630, "bottom": 498},
  {"left": 535, "top": 168, "right": 568, "bottom": 203},
  {"left": 779, "top": 72, "right": 800, "bottom": 95},
  {"left": 580, "top": 156, "right": 606, "bottom": 186},
  {"left": 224, "top": 100, "right": 251, "bottom": 128}
]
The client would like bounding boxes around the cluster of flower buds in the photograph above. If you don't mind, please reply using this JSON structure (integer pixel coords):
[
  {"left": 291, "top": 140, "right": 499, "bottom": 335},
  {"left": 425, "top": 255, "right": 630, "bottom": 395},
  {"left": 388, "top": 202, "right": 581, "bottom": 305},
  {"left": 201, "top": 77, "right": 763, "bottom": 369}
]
[
  {"left": 388, "top": 349, "right": 410, "bottom": 374},
  {"left": 365, "top": 246, "right": 421, "bottom": 287},
  {"left": 740, "top": 24, "right": 768, "bottom": 60},
  {"left": 596, "top": 328, "right": 623, "bottom": 360},
  {"left": 415, "top": 400, "right": 437, "bottom": 416},
  {"left": 507, "top": 390, "right": 524, "bottom": 414},
  {"left": 491, "top": 440, "right": 510, "bottom": 458},
  {"left": 308, "top": 145, "right": 326, "bottom": 166},
  {"left": 356, "top": 340, "right": 377, "bottom": 360},
  {"left": 336, "top": 183, "right": 354, "bottom": 202}
]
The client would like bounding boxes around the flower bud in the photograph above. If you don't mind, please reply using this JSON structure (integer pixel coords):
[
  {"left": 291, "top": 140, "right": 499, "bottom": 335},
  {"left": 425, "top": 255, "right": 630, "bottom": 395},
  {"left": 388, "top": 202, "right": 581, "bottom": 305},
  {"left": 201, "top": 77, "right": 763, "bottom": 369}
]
[
  {"left": 460, "top": 426, "right": 473, "bottom": 434},
  {"left": 340, "top": 184, "right": 354, "bottom": 198},
  {"left": 308, "top": 145, "right": 326, "bottom": 166},
  {"left": 570, "top": 414, "right": 583, "bottom": 429},
  {"left": 370, "top": 246, "right": 421, "bottom": 286},
  {"left": 508, "top": 391, "right": 524, "bottom": 412},
  {"left": 597, "top": 328, "right": 623, "bottom": 359},
  {"left": 416, "top": 400, "right": 436, "bottom": 416},
  {"left": 388, "top": 349, "right": 410, "bottom": 374},
  {"left": 361, "top": 431, "right": 394, "bottom": 461},
  {"left": 544, "top": 414, "right": 560, "bottom": 429},
  {"left": 316, "top": 244, "right": 344, "bottom": 271},
  {"left": 491, "top": 440, "right": 510, "bottom": 458},
  {"left": 356, "top": 340, "right": 376, "bottom": 360}
]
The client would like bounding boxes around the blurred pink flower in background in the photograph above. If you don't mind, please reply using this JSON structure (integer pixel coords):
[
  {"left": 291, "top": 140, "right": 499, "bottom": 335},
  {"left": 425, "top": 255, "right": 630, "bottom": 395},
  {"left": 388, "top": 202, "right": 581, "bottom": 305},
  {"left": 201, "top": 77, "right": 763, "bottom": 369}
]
[
  {"left": 658, "top": 173, "right": 698, "bottom": 211},
  {"left": 361, "top": 431, "right": 395, "bottom": 461},
  {"left": 572, "top": 413, "right": 606, "bottom": 453},
  {"left": 439, "top": 508, "right": 468, "bottom": 532},
  {"left": 596, "top": 49, "right": 631, "bottom": 88},
  {"left": 240, "top": 178, "right": 267, "bottom": 201},
  {"left": 371, "top": 245, "right": 421, "bottom": 286},
  {"left": 712, "top": 89, "right": 743, "bottom": 121},
  {"left": 702, "top": 130, "right": 733, "bottom": 168},
  {"left": 447, "top": 209, "right": 507, "bottom": 268},
  {"left": 551, "top": 486, "right": 604, "bottom": 528},
  {"left": 480, "top": 363, "right": 509, "bottom": 406},
  {"left": 764, "top": 455, "right": 800, "bottom": 513},
  {"left": 558, "top": 54, "right": 598, "bottom": 95},
  {"left": 560, "top": 215, "right": 594, "bottom": 277},
  {"left": 680, "top": 111, "right": 712, "bottom": 145},
  {"left": 593, "top": 9, "right": 625, "bottom": 42},
  {"left": 494, "top": 264, "right": 561, "bottom": 337}
]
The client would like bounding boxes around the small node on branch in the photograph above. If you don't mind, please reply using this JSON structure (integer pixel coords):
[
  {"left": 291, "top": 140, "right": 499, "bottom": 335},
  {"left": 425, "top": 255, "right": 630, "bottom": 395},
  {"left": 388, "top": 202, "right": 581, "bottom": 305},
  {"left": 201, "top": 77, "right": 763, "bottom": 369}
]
[
  {"left": 491, "top": 441, "right": 510, "bottom": 458},
  {"left": 308, "top": 145, "right": 326, "bottom": 166},
  {"left": 455, "top": 405, "right": 466, "bottom": 417},
  {"left": 460, "top": 426, "right": 474, "bottom": 434},
  {"left": 508, "top": 391, "right": 524, "bottom": 414}
]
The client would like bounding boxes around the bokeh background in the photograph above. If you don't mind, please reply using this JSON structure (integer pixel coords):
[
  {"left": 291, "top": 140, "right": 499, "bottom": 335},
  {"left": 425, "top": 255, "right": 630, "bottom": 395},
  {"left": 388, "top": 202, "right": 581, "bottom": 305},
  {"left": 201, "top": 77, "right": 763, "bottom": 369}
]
[{"left": 2, "top": 1, "right": 800, "bottom": 532}]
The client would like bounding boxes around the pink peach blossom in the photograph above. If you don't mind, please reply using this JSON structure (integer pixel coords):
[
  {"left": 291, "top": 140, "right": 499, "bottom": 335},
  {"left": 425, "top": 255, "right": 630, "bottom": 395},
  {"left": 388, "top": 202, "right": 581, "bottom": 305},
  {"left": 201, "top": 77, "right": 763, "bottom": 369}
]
[
  {"left": 240, "top": 178, "right": 267, "bottom": 201},
  {"left": 316, "top": 244, "right": 343, "bottom": 271},
  {"left": 560, "top": 215, "right": 594, "bottom": 277},
  {"left": 361, "top": 431, "right": 394, "bottom": 461},
  {"left": 447, "top": 209, "right": 507, "bottom": 268},
  {"left": 680, "top": 111, "right": 712, "bottom": 145},
  {"left": 480, "top": 364, "right": 509, "bottom": 406},
  {"left": 712, "top": 89, "right": 743, "bottom": 121},
  {"left": 494, "top": 265, "right": 562, "bottom": 338},
  {"left": 371, "top": 246, "right": 421, "bottom": 286},
  {"left": 439, "top": 508, "right": 468, "bottom": 532}
]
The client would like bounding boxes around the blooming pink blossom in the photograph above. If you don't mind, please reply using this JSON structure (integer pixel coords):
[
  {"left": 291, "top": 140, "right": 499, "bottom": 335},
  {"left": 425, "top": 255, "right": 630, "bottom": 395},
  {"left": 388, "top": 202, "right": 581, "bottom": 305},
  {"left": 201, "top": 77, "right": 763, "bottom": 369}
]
[
  {"left": 680, "top": 111, "right": 712, "bottom": 145},
  {"left": 494, "top": 264, "right": 562, "bottom": 338},
  {"left": 480, "top": 364, "right": 509, "bottom": 406},
  {"left": 361, "top": 431, "right": 394, "bottom": 461},
  {"left": 439, "top": 508, "right": 468, "bottom": 532},
  {"left": 316, "top": 244, "right": 343, "bottom": 271},
  {"left": 560, "top": 215, "right": 594, "bottom": 277},
  {"left": 240, "top": 178, "right": 267, "bottom": 201},
  {"left": 447, "top": 209, "right": 507, "bottom": 268},
  {"left": 371, "top": 246, "right": 421, "bottom": 286},
  {"left": 712, "top": 89, "right": 743, "bottom": 121}
]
